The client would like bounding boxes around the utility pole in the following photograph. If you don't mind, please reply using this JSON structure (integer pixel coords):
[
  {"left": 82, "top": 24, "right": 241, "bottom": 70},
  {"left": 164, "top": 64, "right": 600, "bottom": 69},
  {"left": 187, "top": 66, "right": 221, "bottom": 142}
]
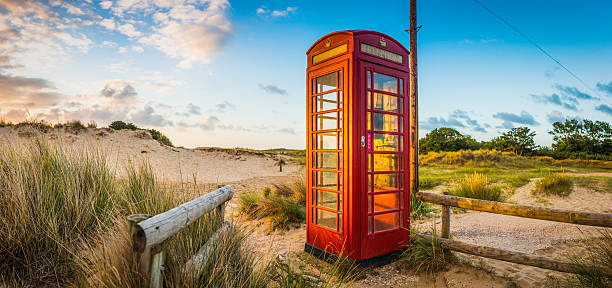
[{"left": 409, "top": 0, "right": 419, "bottom": 197}]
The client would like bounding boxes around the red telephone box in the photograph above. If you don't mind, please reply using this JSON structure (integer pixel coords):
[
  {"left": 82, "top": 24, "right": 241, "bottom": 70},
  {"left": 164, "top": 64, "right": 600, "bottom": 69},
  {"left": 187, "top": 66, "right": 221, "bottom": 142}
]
[{"left": 305, "top": 30, "right": 411, "bottom": 266}]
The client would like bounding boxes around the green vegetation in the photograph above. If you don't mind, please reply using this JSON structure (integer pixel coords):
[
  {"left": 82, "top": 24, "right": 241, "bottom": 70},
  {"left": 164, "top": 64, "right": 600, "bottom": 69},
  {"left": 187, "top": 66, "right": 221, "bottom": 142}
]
[
  {"left": 400, "top": 229, "right": 451, "bottom": 274},
  {"left": 533, "top": 174, "right": 573, "bottom": 197},
  {"left": 239, "top": 181, "right": 306, "bottom": 230},
  {"left": 109, "top": 120, "right": 139, "bottom": 130},
  {"left": 419, "top": 128, "right": 480, "bottom": 153},
  {"left": 484, "top": 127, "right": 538, "bottom": 156},
  {"left": 572, "top": 176, "right": 612, "bottom": 193},
  {"left": 446, "top": 173, "right": 505, "bottom": 201},
  {"left": 268, "top": 253, "right": 361, "bottom": 288},
  {"left": 109, "top": 120, "right": 174, "bottom": 147},
  {"left": 14, "top": 120, "right": 53, "bottom": 133},
  {"left": 548, "top": 119, "right": 612, "bottom": 160}
]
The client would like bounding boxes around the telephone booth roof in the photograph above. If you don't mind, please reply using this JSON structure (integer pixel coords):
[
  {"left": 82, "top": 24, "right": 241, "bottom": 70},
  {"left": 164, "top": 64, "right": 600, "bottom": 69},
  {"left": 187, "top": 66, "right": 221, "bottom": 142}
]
[{"left": 306, "top": 30, "right": 410, "bottom": 69}]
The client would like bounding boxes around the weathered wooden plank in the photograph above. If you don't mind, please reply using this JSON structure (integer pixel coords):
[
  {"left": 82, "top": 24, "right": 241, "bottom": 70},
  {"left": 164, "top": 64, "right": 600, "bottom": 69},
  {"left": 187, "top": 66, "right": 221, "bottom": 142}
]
[
  {"left": 416, "top": 191, "right": 612, "bottom": 227},
  {"left": 183, "top": 221, "right": 234, "bottom": 275},
  {"left": 132, "top": 185, "right": 234, "bottom": 253},
  {"left": 415, "top": 233, "right": 612, "bottom": 276}
]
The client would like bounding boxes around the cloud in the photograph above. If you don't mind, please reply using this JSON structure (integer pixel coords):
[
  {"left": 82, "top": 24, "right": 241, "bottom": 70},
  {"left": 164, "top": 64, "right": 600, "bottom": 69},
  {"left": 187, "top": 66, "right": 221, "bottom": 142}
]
[
  {"left": 132, "top": 45, "right": 144, "bottom": 52},
  {"left": 597, "top": 81, "right": 612, "bottom": 96},
  {"left": 100, "top": 80, "right": 138, "bottom": 99},
  {"left": 553, "top": 84, "right": 597, "bottom": 100},
  {"left": 546, "top": 111, "right": 566, "bottom": 124},
  {"left": 99, "top": 18, "right": 116, "bottom": 30},
  {"left": 530, "top": 93, "right": 577, "bottom": 111},
  {"left": 61, "top": 3, "right": 84, "bottom": 15},
  {"left": 117, "top": 23, "right": 141, "bottom": 37},
  {"left": 100, "top": 40, "right": 117, "bottom": 48},
  {"left": 258, "top": 84, "right": 288, "bottom": 96},
  {"left": 0, "top": 73, "right": 63, "bottom": 108},
  {"left": 100, "top": 1, "right": 112, "bottom": 9},
  {"left": 187, "top": 103, "right": 201, "bottom": 115},
  {"left": 118, "top": 46, "right": 128, "bottom": 53},
  {"left": 129, "top": 105, "right": 173, "bottom": 127},
  {"left": 420, "top": 110, "right": 487, "bottom": 133},
  {"left": 138, "top": 1, "right": 233, "bottom": 69},
  {"left": 256, "top": 6, "right": 297, "bottom": 17},
  {"left": 278, "top": 128, "right": 295, "bottom": 134},
  {"left": 595, "top": 104, "right": 612, "bottom": 116},
  {"left": 210, "top": 101, "right": 236, "bottom": 113},
  {"left": 493, "top": 111, "right": 539, "bottom": 128},
  {"left": 199, "top": 116, "right": 219, "bottom": 130}
]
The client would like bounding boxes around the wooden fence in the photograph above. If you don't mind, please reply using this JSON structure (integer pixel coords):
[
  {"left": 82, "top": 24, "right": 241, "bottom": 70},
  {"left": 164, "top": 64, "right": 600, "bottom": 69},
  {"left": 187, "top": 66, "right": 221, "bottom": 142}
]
[
  {"left": 415, "top": 191, "right": 612, "bottom": 276},
  {"left": 127, "top": 185, "right": 234, "bottom": 288}
]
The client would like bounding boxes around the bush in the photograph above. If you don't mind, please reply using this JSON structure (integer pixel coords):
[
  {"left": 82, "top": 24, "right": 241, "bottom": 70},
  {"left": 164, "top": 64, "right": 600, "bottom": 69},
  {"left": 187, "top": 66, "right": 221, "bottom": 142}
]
[
  {"left": 147, "top": 129, "right": 173, "bottom": 147},
  {"left": 447, "top": 173, "right": 504, "bottom": 201},
  {"left": 533, "top": 174, "right": 573, "bottom": 196},
  {"left": 15, "top": 120, "right": 52, "bottom": 133},
  {"left": 109, "top": 120, "right": 138, "bottom": 131}
]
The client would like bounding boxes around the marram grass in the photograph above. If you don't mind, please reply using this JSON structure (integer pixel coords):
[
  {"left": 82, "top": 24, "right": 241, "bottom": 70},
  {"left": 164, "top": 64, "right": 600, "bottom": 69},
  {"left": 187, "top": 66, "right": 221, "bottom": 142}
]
[
  {"left": 533, "top": 173, "right": 573, "bottom": 197},
  {"left": 446, "top": 172, "right": 505, "bottom": 202}
]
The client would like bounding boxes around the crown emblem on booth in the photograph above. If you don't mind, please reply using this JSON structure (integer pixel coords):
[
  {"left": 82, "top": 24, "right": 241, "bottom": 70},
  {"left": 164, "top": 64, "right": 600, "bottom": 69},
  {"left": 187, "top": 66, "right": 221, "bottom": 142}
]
[{"left": 379, "top": 37, "right": 387, "bottom": 47}]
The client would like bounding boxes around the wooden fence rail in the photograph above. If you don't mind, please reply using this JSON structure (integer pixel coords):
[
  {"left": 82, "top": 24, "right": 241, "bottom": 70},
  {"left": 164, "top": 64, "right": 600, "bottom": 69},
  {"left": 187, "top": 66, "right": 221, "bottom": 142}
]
[
  {"left": 128, "top": 185, "right": 234, "bottom": 288},
  {"left": 415, "top": 191, "right": 612, "bottom": 276}
]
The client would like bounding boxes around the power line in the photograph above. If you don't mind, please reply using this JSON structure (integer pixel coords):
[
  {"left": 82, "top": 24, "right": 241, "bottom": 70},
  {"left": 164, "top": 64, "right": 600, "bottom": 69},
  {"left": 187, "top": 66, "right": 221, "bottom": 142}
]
[{"left": 471, "top": 0, "right": 600, "bottom": 97}]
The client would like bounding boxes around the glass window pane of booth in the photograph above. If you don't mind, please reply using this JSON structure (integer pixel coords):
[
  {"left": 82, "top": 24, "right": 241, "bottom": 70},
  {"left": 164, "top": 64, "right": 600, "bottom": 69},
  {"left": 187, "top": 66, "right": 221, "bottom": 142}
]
[
  {"left": 314, "top": 152, "right": 342, "bottom": 170},
  {"left": 313, "top": 111, "right": 339, "bottom": 130},
  {"left": 373, "top": 72, "right": 398, "bottom": 93},
  {"left": 372, "top": 113, "right": 400, "bottom": 132},
  {"left": 315, "top": 71, "right": 340, "bottom": 93},
  {"left": 316, "top": 209, "right": 337, "bottom": 230},
  {"left": 316, "top": 190, "right": 342, "bottom": 211},
  {"left": 372, "top": 154, "right": 401, "bottom": 171},
  {"left": 313, "top": 132, "right": 341, "bottom": 150},
  {"left": 313, "top": 171, "right": 341, "bottom": 190},
  {"left": 371, "top": 133, "right": 400, "bottom": 151},
  {"left": 373, "top": 212, "right": 399, "bottom": 232},
  {"left": 314, "top": 91, "right": 341, "bottom": 112},
  {"left": 373, "top": 192, "right": 399, "bottom": 212},
  {"left": 372, "top": 93, "right": 400, "bottom": 113},
  {"left": 373, "top": 173, "right": 401, "bottom": 191}
]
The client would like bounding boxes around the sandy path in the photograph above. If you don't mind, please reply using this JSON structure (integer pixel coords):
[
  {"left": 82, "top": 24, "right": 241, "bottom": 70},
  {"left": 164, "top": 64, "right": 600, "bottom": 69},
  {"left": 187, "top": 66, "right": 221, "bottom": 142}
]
[{"left": 414, "top": 175, "right": 612, "bottom": 287}]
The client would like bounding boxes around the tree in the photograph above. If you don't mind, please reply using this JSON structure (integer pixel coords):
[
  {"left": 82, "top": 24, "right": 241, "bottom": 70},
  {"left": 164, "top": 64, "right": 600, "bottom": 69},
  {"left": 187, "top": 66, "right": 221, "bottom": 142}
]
[
  {"left": 485, "top": 127, "right": 537, "bottom": 156},
  {"left": 549, "top": 119, "right": 612, "bottom": 156},
  {"left": 419, "top": 128, "right": 480, "bottom": 153}
]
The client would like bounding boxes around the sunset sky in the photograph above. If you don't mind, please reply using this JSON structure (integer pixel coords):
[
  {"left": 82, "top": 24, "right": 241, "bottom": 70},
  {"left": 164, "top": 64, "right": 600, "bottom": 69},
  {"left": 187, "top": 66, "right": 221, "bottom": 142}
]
[{"left": 1, "top": 0, "right": 611, "bottom": 148}]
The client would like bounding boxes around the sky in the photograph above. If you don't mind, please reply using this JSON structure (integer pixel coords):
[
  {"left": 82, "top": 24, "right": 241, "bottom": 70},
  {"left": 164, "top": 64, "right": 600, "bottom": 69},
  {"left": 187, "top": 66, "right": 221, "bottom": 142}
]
[{"left": 0, "top": 0, "right": 611, "bottom": 149}]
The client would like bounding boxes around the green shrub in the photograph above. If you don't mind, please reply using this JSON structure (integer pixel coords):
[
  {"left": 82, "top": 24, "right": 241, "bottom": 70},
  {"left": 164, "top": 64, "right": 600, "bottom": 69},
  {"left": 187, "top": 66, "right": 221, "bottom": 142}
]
[
  {"left": 447, "top": 173, "right": 504, "bottom": 201},
  {"left": 147, "top": 129, "right": 174, "bottom": 147},
  {"left": 15, "top": 120, "right": 52, "bottom": 133},
  {"left": 109, "top": 120, "right": 138, "bottom": 130},
  {"left": 263, "top": 186, "right": 272, "bottom": 198},
  {"left": 86, "top": 121, "right": 97, "bottom": 128},
  {"left": 533, "top": 174, "right": 573, "bottom": 196}
]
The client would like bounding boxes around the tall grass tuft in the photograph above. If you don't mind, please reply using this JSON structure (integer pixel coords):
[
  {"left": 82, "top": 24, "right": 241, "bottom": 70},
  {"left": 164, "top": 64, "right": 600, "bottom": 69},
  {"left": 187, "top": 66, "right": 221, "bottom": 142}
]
[
  {"left": 446, "top": 173, "right": 504, "bottom": 201},
  {"left": 410, "top": 191, "right": 433, "bottom": 219},
  {"left": 563, "top": 229, "right": 612, "bottom": 287},
  {"left": 400, "top": 229, "right": 451, "bottom": 274},
  {"left": 0, "top": 139, "right": 115, "bottom": 286},
  {"left": 533, "top": 174, "right": 573, "bottom": 197}
]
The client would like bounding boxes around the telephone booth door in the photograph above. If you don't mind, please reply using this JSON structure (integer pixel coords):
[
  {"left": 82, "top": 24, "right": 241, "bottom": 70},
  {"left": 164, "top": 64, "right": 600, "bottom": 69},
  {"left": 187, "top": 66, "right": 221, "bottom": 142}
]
[
  {"left": 307, "top": 60, "right": 349, "bottom": 255},
  {"left": 360, "top": 62, "right": 410, "bottom": 259}
]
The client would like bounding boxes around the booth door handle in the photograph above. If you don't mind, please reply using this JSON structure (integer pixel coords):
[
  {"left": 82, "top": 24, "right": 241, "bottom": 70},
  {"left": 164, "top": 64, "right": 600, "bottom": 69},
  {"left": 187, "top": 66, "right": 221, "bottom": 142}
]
[{"left": 361, "top": 136, "right": 366, "bottom": 147}]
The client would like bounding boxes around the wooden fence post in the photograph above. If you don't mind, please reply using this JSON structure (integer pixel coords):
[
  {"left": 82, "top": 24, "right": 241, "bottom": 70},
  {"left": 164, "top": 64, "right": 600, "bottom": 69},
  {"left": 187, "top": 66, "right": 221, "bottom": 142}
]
[
  {"left": 441, "top": 192, "right": 450, "bottom": 239},
  {"left": 150, "top": 246, "right": 165, "bottom": 288},
  {"left": 128, "top": 214, "right": 153, "bottom": 284}
]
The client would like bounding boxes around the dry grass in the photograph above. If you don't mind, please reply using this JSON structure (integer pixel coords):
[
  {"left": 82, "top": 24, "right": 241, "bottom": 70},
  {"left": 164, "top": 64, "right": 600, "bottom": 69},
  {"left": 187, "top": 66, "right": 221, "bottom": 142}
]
[
  {"left": 446, "top": 173, "right": 505, "bottom": 202},
  {"left": 0, "top": 138, "right": 268, "bottom": 287},
  {"left": 533, "top": 174, "right": 573, "bottom": 197},
  {"left": 400, "top": 229, "right": 452, "bottom": 274}
]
